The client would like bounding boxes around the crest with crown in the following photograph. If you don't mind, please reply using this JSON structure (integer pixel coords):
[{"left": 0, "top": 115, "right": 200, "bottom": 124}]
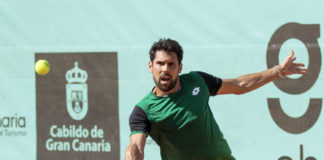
[{"left": 65, "top": 62, "right": 88, "bottom": 84}]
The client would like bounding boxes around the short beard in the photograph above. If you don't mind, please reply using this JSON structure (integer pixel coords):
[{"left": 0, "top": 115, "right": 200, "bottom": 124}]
[{"left": 153, "top": 73, "right": 178, "bottom": 92}]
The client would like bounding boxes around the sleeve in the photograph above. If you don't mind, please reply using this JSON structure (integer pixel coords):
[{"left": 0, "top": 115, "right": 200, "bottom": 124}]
[
  {"left": 197, "top": 71, "right": 223, "bottom": 96},
  {"left": 129, "top": 105, "right": 151, "bottom": 136}
]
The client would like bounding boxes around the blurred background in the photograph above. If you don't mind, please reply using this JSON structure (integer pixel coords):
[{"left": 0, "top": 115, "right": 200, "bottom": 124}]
[{"left": 0, "top": 0, "right": 323, "bottom": 159}]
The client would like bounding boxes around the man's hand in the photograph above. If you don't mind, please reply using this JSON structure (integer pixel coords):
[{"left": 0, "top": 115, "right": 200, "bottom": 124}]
[
  {"left": 279, "top": 49, "right": 308, "bottom": 76},
  {"left": 217, "top": 49, "right": 309, "bottom": 95}
]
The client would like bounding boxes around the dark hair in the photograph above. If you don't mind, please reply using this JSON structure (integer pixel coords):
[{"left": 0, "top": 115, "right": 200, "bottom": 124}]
[{"left": 149, "top": 38, "right": 183, "bottom": 64}]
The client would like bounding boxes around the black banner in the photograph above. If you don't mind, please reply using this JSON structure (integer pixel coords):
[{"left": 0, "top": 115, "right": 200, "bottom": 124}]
[{"left": 36, "top": 52, "right": 119, "bottom": 160}]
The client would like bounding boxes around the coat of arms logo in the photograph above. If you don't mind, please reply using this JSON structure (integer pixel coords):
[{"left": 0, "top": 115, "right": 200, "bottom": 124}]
[{"left": 65, "top": 62, "right": 88, "bottom": 121}]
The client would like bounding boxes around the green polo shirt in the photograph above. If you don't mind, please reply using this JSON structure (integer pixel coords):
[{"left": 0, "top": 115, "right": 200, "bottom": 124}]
[{"left": 130, "top": 71, "right": 235, "bottom": 160}]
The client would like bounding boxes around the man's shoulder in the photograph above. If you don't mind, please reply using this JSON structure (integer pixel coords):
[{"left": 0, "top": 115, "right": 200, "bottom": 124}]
[
  {"left": 180, "top": 71, "right": 205, "bottom": 83},
  {"left": 135, "top": 92, "right": 156, "bottom": 112}
]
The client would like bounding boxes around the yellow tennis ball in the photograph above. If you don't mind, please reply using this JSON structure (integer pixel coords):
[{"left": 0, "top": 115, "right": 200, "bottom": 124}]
[{"left": 35, "top": 59, "right": 50, "bottom": 75}]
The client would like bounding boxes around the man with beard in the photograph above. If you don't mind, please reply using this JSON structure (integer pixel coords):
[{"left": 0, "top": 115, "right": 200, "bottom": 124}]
[{"left": 124, "top": 38, "right": 307, "bottom": 160}]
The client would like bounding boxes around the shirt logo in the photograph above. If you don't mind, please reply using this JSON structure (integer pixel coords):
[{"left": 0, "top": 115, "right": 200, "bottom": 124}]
[{"left": 192, "top": 87, "right": 200, "bottom": 96}]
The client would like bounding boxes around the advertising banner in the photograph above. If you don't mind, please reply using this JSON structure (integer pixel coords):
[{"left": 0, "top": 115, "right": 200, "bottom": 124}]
[{"left": 35, "top": 53, "right": 119, "bottom": 160}]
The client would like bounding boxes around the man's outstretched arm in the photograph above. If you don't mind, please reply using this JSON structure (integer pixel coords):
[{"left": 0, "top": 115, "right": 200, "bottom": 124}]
[
  {"left": 217, "top": 50, "right": 307, "bottom": 95},
  {"left": 125, "top": 133, "right": 146, "bottom": 160}
]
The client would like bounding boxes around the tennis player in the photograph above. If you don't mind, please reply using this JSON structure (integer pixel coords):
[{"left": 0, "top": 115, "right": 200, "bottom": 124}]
[{"left": 124, "top": 38, "right": 307, "bottom": 160}]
